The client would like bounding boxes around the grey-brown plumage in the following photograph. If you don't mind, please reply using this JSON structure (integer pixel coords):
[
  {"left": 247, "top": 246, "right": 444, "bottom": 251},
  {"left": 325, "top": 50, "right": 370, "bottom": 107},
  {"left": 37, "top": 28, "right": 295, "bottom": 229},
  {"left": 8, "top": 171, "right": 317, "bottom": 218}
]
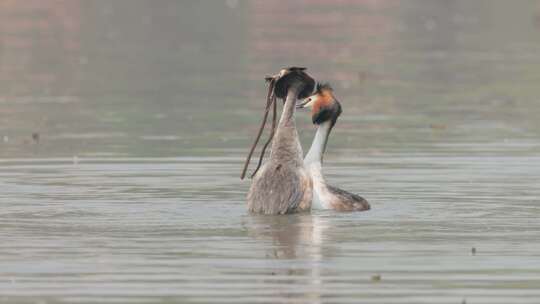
[
  {"left": 247, "top": 161, "right": 312, "bottom": 214},
  {"left": 247, "top": 81, "right": 313, "bottom": 214},
  {"left": 326, "top": 185, "right": 370, "bottom": 211}
]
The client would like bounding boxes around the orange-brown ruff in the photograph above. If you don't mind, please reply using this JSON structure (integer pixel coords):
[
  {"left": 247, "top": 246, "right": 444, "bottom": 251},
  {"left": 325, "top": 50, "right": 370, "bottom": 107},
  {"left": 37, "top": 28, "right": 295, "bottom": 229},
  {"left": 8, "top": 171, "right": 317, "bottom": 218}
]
[{"left": 299, "top": 83, "right": 370, "bottom": 212}]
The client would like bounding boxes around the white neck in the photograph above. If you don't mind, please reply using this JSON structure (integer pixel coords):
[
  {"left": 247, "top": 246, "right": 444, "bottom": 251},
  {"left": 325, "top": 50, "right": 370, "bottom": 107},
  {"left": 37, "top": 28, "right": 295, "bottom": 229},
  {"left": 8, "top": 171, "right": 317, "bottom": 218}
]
[{"left": 304, "top": 120, "right": 332, "bottom": 165}]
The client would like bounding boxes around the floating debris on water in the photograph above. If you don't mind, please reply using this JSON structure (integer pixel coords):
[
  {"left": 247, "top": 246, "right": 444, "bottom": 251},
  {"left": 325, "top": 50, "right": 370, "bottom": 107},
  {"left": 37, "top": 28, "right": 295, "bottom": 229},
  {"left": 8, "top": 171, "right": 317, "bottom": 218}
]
[
  {"left": 471, "top": 247, "right": 476, "bottom": 255},
  {"left": 371, "top": 274, "right": 381, "bottom": 282},
  {"left": 430, "top": 123, "right": 447, "bottom": 130},
  {"left": 2, "top": 135, "right": 8, "bottom": 143},
  {"left": 32, "top": 132, "right": 40, "bottom": 143}
]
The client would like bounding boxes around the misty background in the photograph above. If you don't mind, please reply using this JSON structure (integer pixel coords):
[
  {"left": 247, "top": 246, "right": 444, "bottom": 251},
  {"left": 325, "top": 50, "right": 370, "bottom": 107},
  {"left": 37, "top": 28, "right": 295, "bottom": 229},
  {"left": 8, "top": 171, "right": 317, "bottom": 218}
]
[{"left": 2, "top": 0, "right": 540, "bottom": 159}]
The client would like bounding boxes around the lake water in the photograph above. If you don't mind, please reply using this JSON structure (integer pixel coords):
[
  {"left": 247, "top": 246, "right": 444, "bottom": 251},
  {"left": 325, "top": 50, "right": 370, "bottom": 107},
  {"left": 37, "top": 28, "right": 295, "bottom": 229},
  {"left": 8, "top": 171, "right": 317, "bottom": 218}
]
[{"left": 1, "top": 1, "right": 540, "bottom": 303}]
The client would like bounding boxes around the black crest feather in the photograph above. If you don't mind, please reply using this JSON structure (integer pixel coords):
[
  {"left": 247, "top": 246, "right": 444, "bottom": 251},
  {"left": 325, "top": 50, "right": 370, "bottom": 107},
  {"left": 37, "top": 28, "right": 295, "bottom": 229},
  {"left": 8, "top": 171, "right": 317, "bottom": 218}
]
[{"left": 316, "top": 82, "right": 333, "bottom": 94}]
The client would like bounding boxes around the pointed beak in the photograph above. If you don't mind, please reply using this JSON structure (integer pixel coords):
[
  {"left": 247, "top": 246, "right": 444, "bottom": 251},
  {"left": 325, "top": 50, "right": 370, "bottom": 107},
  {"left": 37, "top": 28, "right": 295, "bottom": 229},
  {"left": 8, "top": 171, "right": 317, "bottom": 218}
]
[{"left": 296, "top": 98, "right": 310, "bottom": 109}]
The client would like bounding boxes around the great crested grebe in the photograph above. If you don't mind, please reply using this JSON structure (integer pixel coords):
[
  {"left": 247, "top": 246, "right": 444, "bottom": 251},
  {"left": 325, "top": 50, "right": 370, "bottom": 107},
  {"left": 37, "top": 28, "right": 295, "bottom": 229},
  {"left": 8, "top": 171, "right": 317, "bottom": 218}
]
[
  {"left": 297, "top": 83, "right": 370, "bottom": 212},
  {"left": 247, "top": 68, "right": 315, "bottom": 214}
]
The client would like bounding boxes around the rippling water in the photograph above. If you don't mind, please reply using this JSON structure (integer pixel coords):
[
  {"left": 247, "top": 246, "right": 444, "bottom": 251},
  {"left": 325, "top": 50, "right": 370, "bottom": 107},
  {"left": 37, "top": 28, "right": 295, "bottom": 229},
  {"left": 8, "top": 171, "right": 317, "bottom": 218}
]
[
  {"left": 1, "top": 156, "right": 539, "bottom": 303},
  {"left": 2, "top": 1, "right": 540, "bottom": 303}
]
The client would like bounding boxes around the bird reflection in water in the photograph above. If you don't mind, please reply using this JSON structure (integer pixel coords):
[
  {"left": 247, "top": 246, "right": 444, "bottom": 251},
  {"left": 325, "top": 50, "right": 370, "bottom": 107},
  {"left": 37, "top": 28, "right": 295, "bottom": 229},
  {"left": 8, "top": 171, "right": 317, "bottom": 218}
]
[{"left": 244, "top": 213, "right": 330, "bottom": 303}]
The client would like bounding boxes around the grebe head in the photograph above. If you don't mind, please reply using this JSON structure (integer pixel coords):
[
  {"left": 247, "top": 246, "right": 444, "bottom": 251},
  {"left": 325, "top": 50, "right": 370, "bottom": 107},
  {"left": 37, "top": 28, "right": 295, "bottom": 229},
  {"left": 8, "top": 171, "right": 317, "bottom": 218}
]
[{"left": 297, "top": 83, "right": 342, "bottom": 127}]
